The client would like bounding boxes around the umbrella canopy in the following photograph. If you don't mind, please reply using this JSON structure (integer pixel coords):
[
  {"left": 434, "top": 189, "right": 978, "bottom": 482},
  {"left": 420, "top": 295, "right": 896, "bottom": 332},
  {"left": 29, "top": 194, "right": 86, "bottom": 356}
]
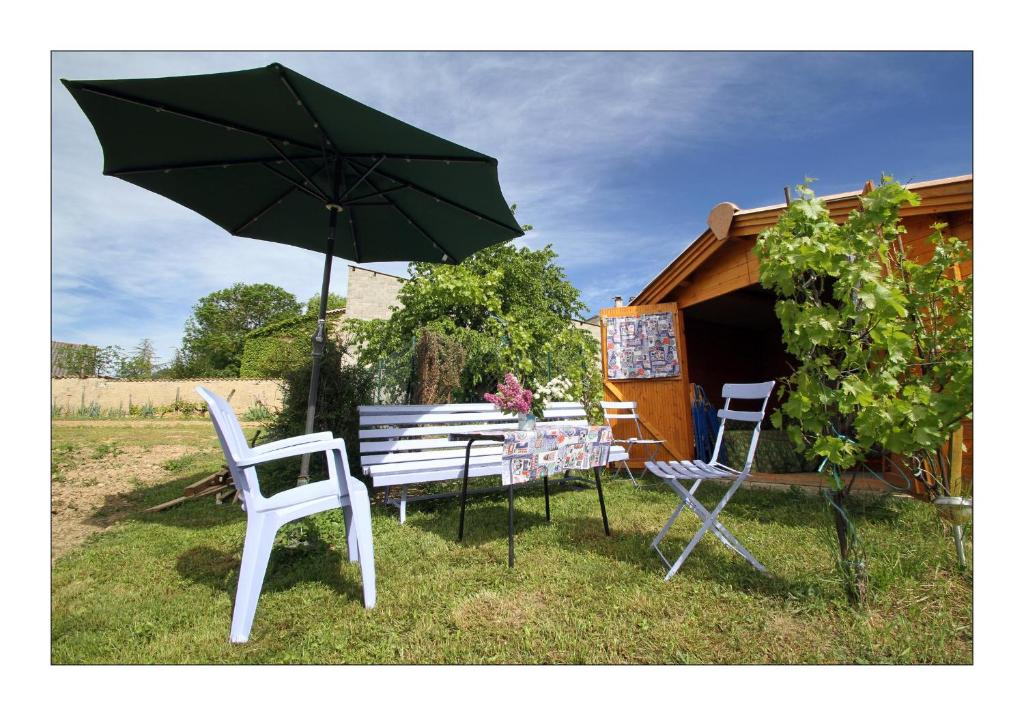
[
  {"left": 64, "top": 63, "right": 524, "bottom": 481},
  {"left": 62, "top": 63, "right": 524, "bottom": 263}
]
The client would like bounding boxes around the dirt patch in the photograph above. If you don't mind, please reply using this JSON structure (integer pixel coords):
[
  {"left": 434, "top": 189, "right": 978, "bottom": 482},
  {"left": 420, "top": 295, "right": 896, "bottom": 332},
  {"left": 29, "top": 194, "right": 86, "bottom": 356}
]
[
  {"left": 51, "top": 443, "right": 198, "bottom": 561},
  {"left": 51, "top": 420, "right": 261, "bottom": 428},
  {"left": 452, "top": 589, "right": 548, "bottom": 631}
]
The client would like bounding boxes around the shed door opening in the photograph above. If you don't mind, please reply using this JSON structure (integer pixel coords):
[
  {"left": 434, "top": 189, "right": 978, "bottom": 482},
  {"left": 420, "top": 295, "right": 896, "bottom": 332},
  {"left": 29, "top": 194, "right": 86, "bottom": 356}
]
[{"left": 682, "top": 285, "right": 790, "bottom": 416}]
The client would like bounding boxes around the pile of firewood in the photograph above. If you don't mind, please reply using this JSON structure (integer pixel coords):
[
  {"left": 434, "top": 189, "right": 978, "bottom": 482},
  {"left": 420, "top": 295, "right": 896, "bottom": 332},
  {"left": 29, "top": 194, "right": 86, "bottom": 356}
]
[
  {"left": 145, "top": 430, "right": 261, "bottom": 512},
  {"left": 145, "top": 468, "right": 239, "bottom": 512}
]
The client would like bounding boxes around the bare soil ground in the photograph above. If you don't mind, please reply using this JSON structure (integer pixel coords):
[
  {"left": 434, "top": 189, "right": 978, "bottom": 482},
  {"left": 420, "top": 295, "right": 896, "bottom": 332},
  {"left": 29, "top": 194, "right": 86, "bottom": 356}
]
[
  {"left": 50, "top": 420, "right": 259, "bottom": 560},
  {"left": 51, "top": 444, "right": 192, "bottom": 560}
]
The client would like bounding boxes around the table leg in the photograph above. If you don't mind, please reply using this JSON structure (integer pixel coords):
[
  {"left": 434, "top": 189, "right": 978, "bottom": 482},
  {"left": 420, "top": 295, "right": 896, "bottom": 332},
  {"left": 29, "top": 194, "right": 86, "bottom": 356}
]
[
  {"left": 594, "top": 466, "right": 610, "bottom": 536},
  {"left": 458, "top": 438, "right": 475, "bottom": 541},
  {"left": 543, "top": 473, "right": 550, "bottom": 522},
  {"left": 508, "top": 481, "right": 515, "bottom": 568}
]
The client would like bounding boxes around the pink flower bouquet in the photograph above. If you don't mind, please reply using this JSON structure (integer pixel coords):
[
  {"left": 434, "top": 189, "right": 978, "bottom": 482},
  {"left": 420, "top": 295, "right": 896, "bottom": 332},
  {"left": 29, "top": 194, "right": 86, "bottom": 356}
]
[{"left": 484, "top": 373, "right": 534, "bottom": 416}]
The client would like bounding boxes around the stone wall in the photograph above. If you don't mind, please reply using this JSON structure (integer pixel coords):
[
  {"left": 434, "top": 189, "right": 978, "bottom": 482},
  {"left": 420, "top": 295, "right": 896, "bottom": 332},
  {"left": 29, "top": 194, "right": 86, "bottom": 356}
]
[
  {"left": 345, "top": 265, "right": 405, "bottom": 321},
  {"left": 51, "top": 378, "right": 283, "bottom": 415}
]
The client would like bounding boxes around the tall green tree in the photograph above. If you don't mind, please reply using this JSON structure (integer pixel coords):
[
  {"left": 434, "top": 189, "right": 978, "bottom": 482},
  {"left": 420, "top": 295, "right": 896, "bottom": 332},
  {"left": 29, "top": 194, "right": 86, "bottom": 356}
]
[
  {"left": 350, "top": 241, "right": 600, "bottom": 413},
  {"left": 96, "top": 339, "right": 157, "bottom": 379},
  {"left": 304, "top": 292, "right": 346, "bottom": 315},
  {"left": 180, "top": 283, "right": 302, "bottom": 377},
  {"left": 756, "top": 178, "right": 973, "bottom": 600}
]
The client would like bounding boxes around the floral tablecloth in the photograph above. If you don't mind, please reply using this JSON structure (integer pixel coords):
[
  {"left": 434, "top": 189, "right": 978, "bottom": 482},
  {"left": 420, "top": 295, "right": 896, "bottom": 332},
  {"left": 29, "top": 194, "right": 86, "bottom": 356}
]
[{"left": 501, "top": 425, "right": 612, "bottom": 486}]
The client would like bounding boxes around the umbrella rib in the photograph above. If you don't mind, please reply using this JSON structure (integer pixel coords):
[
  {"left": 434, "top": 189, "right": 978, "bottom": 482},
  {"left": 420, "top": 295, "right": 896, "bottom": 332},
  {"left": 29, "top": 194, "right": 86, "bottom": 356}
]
[
  {"left": 108, "top": 154, "right": 322, "bottom": 176},
  {"left": 270, "top": 67, "right": 496, "bottom": 170},
  {"left": 231, "top": 185, "right": 301, "bottom": 235},
  {"left": 343, "top": 153, "right": 494, "bottom": 165},
  {"left": 347, "top": 211, "right": 361, "bottom": 263},
  {"left": 348, "top": 157, "right": 523, "bottom": 236},
  {"left": 273, "top": 65, "right": 340, "bottom": 159},
  {"left": 341, "top": 184, "right": 408, "bottom": 205},
  {"left": 73, "top": 84, "right": 323, "bottom": 155},
  {"left": 262, "top": 162, "right": 329, "bottom": 203},
  {"left": 363, "top": 174, "right": 454, "bottom": 262},
  {"left": 265, "top": 139, "right": 331, "bottom": 201},
  {"left": 337, "top": 156, "right": 385, "bottom": 203},
  {"left": 231, "top": 162, "right": 331, "bottom": 234}
]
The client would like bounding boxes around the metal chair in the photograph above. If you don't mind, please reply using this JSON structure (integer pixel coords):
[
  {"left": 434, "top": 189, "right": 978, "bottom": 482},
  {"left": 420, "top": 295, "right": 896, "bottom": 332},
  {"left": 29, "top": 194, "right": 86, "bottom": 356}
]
[
  {"left": 600, "top": 401, "right": 665, "bottom": 487},
  {"left": 196, "top": 387, "right": 375, "bottom": 643},
  {"left": 646, "top": 381, "right": 775, "bottom": 580}
]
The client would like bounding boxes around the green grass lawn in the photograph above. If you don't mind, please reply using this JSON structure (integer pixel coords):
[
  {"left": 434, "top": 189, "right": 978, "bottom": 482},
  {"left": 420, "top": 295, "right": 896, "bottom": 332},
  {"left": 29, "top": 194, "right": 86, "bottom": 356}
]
[{"left": 51, "top": 421, "right": 972, "bottom": 664}]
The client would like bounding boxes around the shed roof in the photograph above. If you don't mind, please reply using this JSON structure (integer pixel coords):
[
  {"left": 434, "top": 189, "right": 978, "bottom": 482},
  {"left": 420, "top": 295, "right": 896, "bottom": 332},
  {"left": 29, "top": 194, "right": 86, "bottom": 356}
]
[{"left": 632, "top": 174, "right": 973, "bottom": 306}]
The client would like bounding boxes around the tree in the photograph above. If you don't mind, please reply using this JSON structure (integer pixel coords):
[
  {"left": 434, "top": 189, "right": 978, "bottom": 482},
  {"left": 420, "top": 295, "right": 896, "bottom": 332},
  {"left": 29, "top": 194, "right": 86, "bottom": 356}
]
[
  {"left": 264, "top": 339, "right": 375, "bottom": 481},
  {"left": 179, "top": 283, "right": 302, "bottom": 377},
  {"left": 304, "top": 292, "right": 346, "bottom": 315},
  {"left": 756, "top": 178, "right": 973, "bottom": 600},
  {"left": 95, "top": 339, "right": 157, "bottom": 379},
  {"left": 350, "top": 241, "right": 601, "bottom": 414},
  {"left": 120, "top": 339, "right": 157, "bottom": 378}
]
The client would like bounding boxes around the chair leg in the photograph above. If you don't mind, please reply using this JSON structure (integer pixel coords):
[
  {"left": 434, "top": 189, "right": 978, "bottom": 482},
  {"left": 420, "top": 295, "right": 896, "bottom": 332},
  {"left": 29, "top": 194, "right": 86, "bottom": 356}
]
[
  {"left": 543, "top": 474, "right": 550, "bottom": 522},
  {"left": 622, "top": 461, "right": 640, "bottom": 488},
  {"left": 350, "top": 489, "right": 376, "bottom": 608},
  {"left": 507, "top": 482, "right": 516, "bottom": 568},
  {"left": 637, "top": 444, "right": 661, "bottom": 481},
  {"left": 343, "top": 505, "right": 359, "bottom": 563},
  {"left": 664, "top": 516, "right": 712, "bottom": 581},
  {"left": 662, "top": 477, "right": 762, "bottom": 580},
  {"left": 594, "top": 467, "right": 610, "bottom": 536},
  {"left": 682, "top": 493, "right": 764, "bottom": 570},
  {"left": 662, "top": 478, "right": 736, "bottom": 554},
  {"left": 651, "top": 501, "right": 686, "bottom": 552},
  {"left": 231, "top": 513, "right": 279, "bottom": 643},
  {"left": 399, "top": 486, "right": 407, "bottom": 524}
]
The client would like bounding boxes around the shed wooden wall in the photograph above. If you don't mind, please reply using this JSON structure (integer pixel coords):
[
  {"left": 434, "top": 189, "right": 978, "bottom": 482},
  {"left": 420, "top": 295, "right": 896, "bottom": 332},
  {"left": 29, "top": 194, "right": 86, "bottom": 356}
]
[
  {"left": 619, "top": 176, "right": 973, "bottom": 482},
  {"left": 599, "top": 303, "right": 692, "bottom": 466}
]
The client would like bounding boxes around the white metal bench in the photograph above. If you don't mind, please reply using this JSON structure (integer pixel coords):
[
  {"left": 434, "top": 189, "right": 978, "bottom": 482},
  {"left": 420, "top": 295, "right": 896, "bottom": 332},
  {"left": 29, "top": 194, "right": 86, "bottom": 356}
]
[{"left": 358, "top": 401, "right": 629, "bottom": 522}]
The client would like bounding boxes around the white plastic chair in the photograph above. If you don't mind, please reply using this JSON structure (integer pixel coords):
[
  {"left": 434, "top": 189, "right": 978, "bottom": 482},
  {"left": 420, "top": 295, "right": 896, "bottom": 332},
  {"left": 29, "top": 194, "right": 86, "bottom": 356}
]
[
  {"left": 646, "top": 381, "right": 775, "bottom": 580},
  {"left": 600, "top": 401, "right": 665, "bottom": 486},
  {"left": 196, "top": 387, "right": 375, "bottom": 643}
]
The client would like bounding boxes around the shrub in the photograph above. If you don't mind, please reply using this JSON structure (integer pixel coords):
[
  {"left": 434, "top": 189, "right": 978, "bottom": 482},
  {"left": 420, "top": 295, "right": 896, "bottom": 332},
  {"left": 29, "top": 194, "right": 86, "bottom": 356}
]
[
  {"left": 263, "top": 339, "right": 375, "bottom": 485},
  {"left": 412, "top": 329, "right": 467, "bottom": 404},
  {"left": 242, "top": 401, "right": 274, "bottom": 422}
]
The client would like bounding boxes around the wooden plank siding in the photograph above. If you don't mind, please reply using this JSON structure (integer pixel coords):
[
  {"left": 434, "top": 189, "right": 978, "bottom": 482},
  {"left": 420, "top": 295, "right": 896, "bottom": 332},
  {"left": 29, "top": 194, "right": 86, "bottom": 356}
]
[
  {"left": 600, "top": 303, "right": 692, "bottom": 466},
  {"left": 623, "top": 175, "right": 973, "bottom": 487},
  {"left": 673, "top": 238, "right": 761, "bottom": 308}
]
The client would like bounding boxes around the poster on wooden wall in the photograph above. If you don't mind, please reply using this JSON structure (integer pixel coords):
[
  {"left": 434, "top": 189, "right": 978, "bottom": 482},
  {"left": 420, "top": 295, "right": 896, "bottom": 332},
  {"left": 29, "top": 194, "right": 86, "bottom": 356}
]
[{"left": 605, "top": 312, "right": 680, "bottom": 380}]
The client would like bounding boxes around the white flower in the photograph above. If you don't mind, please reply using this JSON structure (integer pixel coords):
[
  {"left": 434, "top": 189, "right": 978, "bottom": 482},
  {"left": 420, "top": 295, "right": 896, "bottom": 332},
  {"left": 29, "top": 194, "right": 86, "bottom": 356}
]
[{"left": 535, "top": 376, "right": 574, "bottom": 402}]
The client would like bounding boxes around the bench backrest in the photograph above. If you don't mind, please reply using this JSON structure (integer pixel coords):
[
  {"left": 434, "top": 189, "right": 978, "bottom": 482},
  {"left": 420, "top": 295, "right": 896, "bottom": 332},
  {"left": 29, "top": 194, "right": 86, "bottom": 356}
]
[{"left": 357, "top": 401, "right": 589, "bottom": 474}]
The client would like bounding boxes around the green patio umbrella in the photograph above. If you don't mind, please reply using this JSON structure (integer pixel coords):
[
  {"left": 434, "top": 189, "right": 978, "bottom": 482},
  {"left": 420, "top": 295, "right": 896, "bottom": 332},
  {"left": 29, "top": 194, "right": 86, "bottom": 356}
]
[{"left": 63, "top": 63, "right": 524, "bottom": 481}]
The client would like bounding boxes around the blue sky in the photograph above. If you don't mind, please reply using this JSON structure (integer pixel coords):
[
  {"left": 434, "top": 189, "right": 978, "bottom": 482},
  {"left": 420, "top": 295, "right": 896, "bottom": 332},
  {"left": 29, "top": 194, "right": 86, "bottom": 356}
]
[{"left": 51, "top": 51, "right": 972, "bottom": 364}]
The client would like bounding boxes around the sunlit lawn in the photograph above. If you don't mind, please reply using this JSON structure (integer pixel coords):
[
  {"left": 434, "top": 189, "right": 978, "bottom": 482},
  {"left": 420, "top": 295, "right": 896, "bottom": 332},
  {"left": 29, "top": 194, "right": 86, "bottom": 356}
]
[{"left": 51, "top": 421, "right": 972, "bottom": 664}]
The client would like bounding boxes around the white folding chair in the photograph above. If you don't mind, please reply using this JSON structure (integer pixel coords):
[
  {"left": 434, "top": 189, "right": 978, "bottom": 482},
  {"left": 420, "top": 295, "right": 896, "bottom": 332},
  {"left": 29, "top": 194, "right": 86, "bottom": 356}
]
[
  {"left": 196, "top": 387, "right": 375, "bottom": 643},
  {"left": 601, "top": 401, "right": 665, "bottom": 487},
  {"left": 646, "top": 381, "right": 775, "bottom": 580}
]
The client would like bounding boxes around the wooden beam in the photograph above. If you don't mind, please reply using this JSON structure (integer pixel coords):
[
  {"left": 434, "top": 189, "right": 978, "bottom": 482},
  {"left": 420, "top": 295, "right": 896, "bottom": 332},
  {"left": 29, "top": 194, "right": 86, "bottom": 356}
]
[
  {"left": 145, "top": 483, "right": 225, "bottom": 512},
  {"left": 707, "top": 202, "right": 739, "bottom": 240}
]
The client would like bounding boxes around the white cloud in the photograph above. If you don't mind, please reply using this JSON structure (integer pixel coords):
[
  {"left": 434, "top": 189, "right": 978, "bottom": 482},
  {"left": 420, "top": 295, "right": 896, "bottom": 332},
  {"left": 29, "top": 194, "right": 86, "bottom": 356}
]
[{"left": 52, "top": 51, "right": 967, "bottom": 361}]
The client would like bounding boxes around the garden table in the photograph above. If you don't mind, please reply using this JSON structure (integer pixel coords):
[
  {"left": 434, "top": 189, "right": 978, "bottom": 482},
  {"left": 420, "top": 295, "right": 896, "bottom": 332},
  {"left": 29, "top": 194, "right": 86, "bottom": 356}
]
[{"left": 451, "top": 424, "right": 612, "bottom": 567}]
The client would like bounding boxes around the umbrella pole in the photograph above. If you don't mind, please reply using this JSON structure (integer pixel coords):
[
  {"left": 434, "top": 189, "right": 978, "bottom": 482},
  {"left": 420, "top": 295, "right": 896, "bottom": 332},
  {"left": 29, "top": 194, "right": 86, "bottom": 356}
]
[{"left": 297, "top": 206, "right": 339, "bottom": 485}]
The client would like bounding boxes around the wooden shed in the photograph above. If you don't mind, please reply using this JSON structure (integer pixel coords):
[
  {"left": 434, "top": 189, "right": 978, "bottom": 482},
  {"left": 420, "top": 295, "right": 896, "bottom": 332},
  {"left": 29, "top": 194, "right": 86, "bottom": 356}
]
[{"left": 600, "top": 174, "right": 973, "bottom": 489}]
